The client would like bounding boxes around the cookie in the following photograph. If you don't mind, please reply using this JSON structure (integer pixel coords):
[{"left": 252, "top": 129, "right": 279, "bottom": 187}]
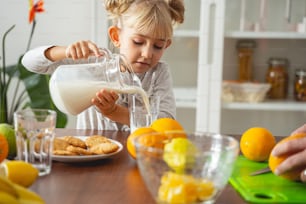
[
  {"left": 53, "top": 138, "right": 70, "bottom": 151},
  {"left": 66, "top": 145, "right": 93, "bottom": 156},
  {"left": 53, "top": 150, "right": 78, "bottom": 156},
  {"left": 85, "top": 135, "right": 110, "bottom": 148},
  {"left": 90, "top": 142, "right": 119, "bottom": 154},
  {"left": 62, "top": 136, "right": 87, "bottom": 149}
]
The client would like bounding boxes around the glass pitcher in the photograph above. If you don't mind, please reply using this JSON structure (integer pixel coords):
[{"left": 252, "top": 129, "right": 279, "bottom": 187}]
[{"left": 49, "top": 48, "right": 146, "bottom": 115}]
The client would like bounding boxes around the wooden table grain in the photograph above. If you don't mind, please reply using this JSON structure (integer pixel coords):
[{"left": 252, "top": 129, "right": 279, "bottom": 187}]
[{"left": 29, "top": 129, "right": 246, "bottom": 204}]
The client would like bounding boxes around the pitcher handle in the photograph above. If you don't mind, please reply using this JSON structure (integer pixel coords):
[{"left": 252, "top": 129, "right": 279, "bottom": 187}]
[
  {"left": 118, "top": 54, "right": 142, "bottom": 87},
  {"left": 118, "top": 54, "right": 133, "bottom": 73},
  {"left": 98, "top": 48, "right": 112, "bottom": 60}
]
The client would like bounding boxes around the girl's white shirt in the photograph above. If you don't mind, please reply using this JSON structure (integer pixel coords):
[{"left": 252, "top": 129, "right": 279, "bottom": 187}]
[{"left": 22, "top": 45, "right": 176, "bottom": 131}]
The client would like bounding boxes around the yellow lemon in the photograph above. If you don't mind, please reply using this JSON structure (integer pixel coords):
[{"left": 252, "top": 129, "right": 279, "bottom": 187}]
[
  {"left": 0, "top": 161, "right": 39, "bottom": 187},
  {"left": 163, "top": 138, "right": 198, "bottom": 173}
]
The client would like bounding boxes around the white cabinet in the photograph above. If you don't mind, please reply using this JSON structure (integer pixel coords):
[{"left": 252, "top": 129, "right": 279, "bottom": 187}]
[
  {"left": 166, "top": 0, "right": 306, "bottom": 135},
  {"left": 221, "top": 0, "right": 306, "bottom": 136},
  {"left": 162, "top": 0, "right": 201, "bottom": 131}
]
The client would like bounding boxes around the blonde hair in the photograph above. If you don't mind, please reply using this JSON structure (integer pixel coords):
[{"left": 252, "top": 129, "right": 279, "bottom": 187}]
[{"left": 104, "top": 0, "right": 185, "bottom": 39}]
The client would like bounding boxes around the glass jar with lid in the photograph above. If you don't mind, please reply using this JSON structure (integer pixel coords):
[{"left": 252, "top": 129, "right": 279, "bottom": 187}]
[
  {"left": 294, "top": 68, "right": 306, "bottom": 101},
  {"left": 265, "top": 58, "right": 289, "bottom": 99},
  {"left": 237, "top": 40, "right": 256, "bottom": 82}
]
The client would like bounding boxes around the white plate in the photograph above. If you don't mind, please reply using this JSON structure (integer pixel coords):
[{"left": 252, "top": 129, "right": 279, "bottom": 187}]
[{"left": 52, "top": 136, "right": 123, "bottom": 163}]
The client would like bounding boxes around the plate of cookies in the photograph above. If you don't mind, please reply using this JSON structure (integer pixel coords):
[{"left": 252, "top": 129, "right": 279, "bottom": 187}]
[{"left": 52, "top": 135, "right": 123, "bottom": 162}]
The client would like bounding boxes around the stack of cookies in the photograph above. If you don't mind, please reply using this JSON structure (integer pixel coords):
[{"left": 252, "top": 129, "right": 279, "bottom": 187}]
[{"left": 53, "top": 135, "right": 119, "bottom": 156}]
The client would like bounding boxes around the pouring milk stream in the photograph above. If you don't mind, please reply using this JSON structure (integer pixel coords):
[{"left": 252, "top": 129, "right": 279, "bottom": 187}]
[{"left": 49, "top": 49, "right": 150, "bottom": 116}]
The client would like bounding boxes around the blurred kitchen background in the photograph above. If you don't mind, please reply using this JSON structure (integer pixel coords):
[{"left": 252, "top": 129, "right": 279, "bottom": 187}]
[{"left": 1, "top": 0, "right": 305, "bottom": 136}]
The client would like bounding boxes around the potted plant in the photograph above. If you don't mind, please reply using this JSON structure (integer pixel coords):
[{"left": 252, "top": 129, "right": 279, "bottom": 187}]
[{"left": 0, "top": 0, "right": 67, "bottom": 127}]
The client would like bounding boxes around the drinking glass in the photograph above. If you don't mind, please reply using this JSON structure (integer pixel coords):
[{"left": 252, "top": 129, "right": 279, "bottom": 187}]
[
  {"left": 129, "top": 94, "right": 160, "bottom": 132},
  {"left": 14, "top": 108, "right": 57, "bottom": 176}
]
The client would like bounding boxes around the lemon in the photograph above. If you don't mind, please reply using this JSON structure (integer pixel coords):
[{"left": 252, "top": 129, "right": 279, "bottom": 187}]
[
  {"left": 0, "top": 123, "right": 16, "bottom": 158},
  {"left": 0, "top": 160, "right": 39, "bottom": 187},
  {"left": 163, "top": 138, "right": 198, "bottom": 173}
]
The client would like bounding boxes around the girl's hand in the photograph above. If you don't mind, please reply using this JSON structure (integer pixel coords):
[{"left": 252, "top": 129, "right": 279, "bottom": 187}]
[
  {"left": 65, "top": 40, "right": 102, "bottom": 60},
  {"left": 92, "top": 89, "right": 119, "bottom": 116}
]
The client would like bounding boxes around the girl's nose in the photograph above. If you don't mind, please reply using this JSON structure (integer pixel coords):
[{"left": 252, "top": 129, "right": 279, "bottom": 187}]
[{"left": 142, "top": 46, "right": 153, "bottom": 58}]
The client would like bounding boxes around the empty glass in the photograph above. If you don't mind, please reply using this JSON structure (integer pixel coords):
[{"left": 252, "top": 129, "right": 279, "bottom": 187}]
[
  {"left": 129, "top": 94, "right": 160, "bottom": 132},
  {"left": 14, "top": 108, "right": 57, "bottom": 176}
]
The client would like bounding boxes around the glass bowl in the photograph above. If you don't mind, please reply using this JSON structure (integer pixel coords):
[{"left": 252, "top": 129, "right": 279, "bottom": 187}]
[{"left": 133, "top": 132, "right": 239, "bottom": 204}]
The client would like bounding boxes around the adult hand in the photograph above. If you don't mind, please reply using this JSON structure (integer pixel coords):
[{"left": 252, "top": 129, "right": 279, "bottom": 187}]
[
  {"left": 291, "top": 124, "right": 306, "bottom": 135},
  {"left": 271, "top": 124, "right": 306, "bottom": 182}
]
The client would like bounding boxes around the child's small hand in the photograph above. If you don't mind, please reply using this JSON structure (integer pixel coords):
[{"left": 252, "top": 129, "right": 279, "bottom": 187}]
[
  {"left": 65, "top": 40, "right": 101, "bottom": 60},
  {"left": 92, "top": 89, "right": 119, "bottom": 116}
]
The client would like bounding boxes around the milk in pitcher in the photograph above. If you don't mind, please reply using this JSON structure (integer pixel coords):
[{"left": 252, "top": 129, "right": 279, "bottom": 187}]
[
  {"left": 49, "top": 50, "right": 151, "bottom": 117},
  {"left": 50, "top": 80, "right": 150, "bottom": 115}
]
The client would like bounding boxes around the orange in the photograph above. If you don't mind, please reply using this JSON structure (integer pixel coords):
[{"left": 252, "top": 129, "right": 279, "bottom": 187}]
[
  {"left": 151, "top": 118, "right": 184, "bottom": 133},
  {"left": 163, "top": 131, "right": 188, "bottom": 139},
  {"left": 269, "top": 133, "right": 306, "bottom": 181},
  {"left": 136, "top": 132, "right": 188, "bottom": 156},
  {"left": 127, "top": 127, "right": 157, "bottom": 159},
  {"left": 158, "top": 171, "right": 215, "bottom": 203},
  {"left": 0, "top": 134, "right": 9, "bottom": 163},
  {"left": 240, "top": 127, "right": 276, "bottom": 162},
  {"left": 0, "top": 123, "right": 16, "bottom": 158},
  {"left": 137, "top": 132, "right": 168, "bottom": 149}
]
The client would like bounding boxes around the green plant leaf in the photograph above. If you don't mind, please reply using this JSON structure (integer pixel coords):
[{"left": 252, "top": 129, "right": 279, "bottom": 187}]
[
  {"left": 3, "top": 56, "right": 67, "bottom": 127},
  {"left": 1, "top": 25, "right": 67, "bottom": 127},
  {"left": 0, "top": 25, "right": 16, "bottom": 123},
  {"left": 16, "top": 55, "right": 67, "bottom": 127}
]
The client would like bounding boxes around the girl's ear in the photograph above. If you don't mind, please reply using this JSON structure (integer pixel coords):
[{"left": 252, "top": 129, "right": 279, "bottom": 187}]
[
  {"left": 165, "top": 39, "right": 172, "bottom": 49},
  {"left": 108, "top": 26, "right": 120, "bottom": 47}
]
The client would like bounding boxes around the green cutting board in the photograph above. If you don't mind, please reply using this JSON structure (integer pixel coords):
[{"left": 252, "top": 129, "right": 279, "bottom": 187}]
[{"left": 229, "top": 155, "right": 306, "bottom": 203}]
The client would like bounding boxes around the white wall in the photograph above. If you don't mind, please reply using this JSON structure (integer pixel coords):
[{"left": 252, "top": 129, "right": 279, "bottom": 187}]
[
  {"left": 1, "top": 0, "right": 107, "bottom": 128},
  {"left": 1, "top": 0, "right": 108, "bottom": 64}
]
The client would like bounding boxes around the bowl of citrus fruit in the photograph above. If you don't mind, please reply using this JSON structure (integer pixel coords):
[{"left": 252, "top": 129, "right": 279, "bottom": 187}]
[{"left": 132, "top": 127, "right": 239, "bottom": 204}]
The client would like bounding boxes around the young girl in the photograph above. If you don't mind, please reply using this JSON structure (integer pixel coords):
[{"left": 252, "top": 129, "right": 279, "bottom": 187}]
[{"left": 22, "top": 0, "right": 185, "bottom": 130}]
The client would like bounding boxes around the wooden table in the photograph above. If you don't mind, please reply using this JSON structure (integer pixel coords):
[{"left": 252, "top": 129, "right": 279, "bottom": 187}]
[{"left": 30, "top": 129, "right": 247, "bottom": 204}]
